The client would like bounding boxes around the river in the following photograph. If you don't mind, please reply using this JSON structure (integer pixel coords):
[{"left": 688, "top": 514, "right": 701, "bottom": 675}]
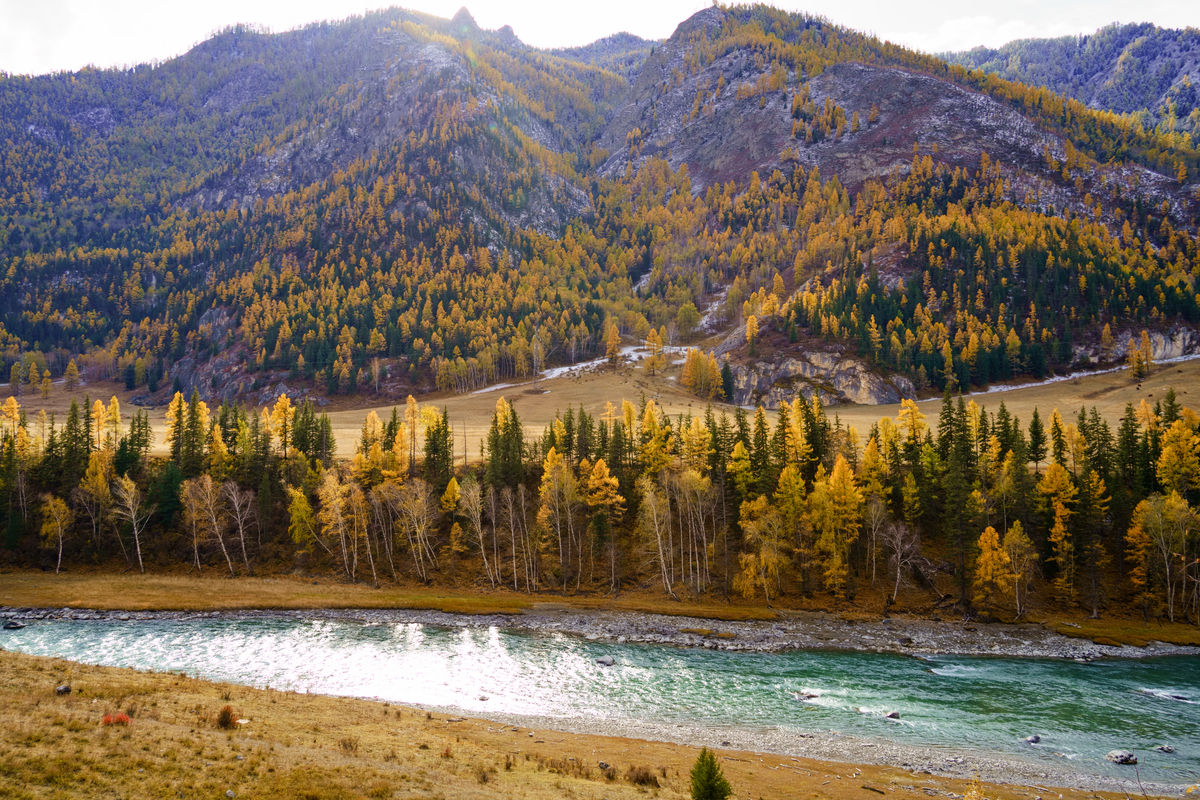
[{"left": 3, "top": 614, "right": 1198, "bottom": 791}]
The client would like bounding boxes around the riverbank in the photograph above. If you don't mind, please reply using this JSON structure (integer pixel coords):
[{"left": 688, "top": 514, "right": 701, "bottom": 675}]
[
  {"left": 7, "top": 603, "right": 1199, "bottom": 662},
  {"left": 0, "top": 648, "right": 1176, "bottom": 800},
  {"left": 3, "top": 571, "right": 1199, "bottom": 656}
]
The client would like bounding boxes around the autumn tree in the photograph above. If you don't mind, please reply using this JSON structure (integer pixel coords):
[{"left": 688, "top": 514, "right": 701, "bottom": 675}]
[
  {"left": 808, "top": 455, "right": 863, "bottom": 598},
  {"left": 605, "top": 320, "right": 621, "bottom": 366},
  {"left": 972, "top": 525, "right": 1013, "bottom": 614},
  {"left": 1001, "top": 521, "right": 1037, "bottom": 619},
  {"left": 112, "top": 475, "right": 152, "bottom": 574},
  {"left": 40, "top": 494, "right": 73, "bottom": 574},
  {"left": 734, "top": 494, "right": 787, "bottom": 604},
  {"left": 585, "top": 458, "right": 625, "bottom": 593},
  {"left": 64, "top": 360, "right": 80, "bottom": 391},
  {"left": 1038, "top": 462, "right": 1077, "bottom": 604},
  {"left": 1127, "top": 492, "right": 1194, "bottom": 621}
]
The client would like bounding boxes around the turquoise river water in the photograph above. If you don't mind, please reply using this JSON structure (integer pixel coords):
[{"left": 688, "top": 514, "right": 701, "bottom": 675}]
[{"left": 3, "top": 615, "right": 1198, "bottom": 788}]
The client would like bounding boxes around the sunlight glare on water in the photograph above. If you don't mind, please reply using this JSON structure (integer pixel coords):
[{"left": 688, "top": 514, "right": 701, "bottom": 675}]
[{"left": 3, "top": 615, "right": 1198, "bottom": 787}]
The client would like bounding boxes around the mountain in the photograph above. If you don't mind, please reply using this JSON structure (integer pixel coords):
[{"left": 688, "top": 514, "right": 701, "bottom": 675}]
[
  {"left": 944, "top": 23, "right": 1200, "bottom": 137},
  {"left": 550, "top": 32, "right": 656, "bottom": 81},
  {"left": 1, "top": 4, "right": 1199, "bottom": 407}
]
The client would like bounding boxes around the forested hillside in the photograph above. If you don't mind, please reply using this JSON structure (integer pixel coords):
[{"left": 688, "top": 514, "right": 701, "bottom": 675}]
[
  {"left": 945, "top": 23, "right": 1200, "bottom": 141},
  {"left": 0, "top": 4, "right": 1198, "bottom": 408}
]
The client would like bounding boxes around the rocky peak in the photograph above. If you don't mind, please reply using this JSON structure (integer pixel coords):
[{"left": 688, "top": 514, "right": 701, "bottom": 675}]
[
  {"left": 671, "top": 5, "right": 727, "bottom": 40},
  {"left": 496, "top": 24, "right": 520, "bottom": 46},
  {"left": 450, "top": 7, "right": 479, "bottom": 33}
]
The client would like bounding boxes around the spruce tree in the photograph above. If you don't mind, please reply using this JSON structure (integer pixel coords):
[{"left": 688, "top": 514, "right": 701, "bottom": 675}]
[
  {"left": 1027, "top": 409, "right": 1047, "bottom": 473},
  {"left": 690, "top": 748, "right": 732, "bottom": 800}
]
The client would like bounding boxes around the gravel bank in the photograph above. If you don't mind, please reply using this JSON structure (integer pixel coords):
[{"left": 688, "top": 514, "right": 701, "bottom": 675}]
[{"left": 3, "top": 602, "right": 1197, "bottom": 660}]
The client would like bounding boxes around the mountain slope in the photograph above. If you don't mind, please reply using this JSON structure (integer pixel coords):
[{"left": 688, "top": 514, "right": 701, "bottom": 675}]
[
  {"left": 1, "top": 4, "right": 1199, "bottom": 407},
  {"left": 944, "top": 23, "right": 1200, "bottom": 139}
]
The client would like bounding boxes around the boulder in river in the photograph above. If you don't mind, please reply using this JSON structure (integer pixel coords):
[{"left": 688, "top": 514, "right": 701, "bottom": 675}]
[
  {"left": 1025, "top": 734, "right": 1040, "bottom": 744},
  {"left": 884, "top": 711, "right": 901, "bottom": 719},
  {"left": 1106, "top": 750, "right": 1137, "bottom": 765},
  {"left": 595, "top": 655, "right": 615, "bottom": 667},
  {"left": 3, "top": 620, "right": 25, "bottom": 630},
  {"left": 1155, "top": 744, "right": 1175, "bottom": 754}
]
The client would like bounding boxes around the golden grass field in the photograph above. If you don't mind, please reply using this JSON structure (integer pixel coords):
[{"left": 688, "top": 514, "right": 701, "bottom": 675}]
[
  {"left": 7, "top": 355, "right": 1200, "bottom": 463},
  {"left": 0, "top": 647, "right": 1169, "bottom": 800}
]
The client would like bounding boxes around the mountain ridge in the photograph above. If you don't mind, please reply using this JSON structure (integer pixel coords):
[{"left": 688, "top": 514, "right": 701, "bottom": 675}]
[
  {"left": 944, "top": 22, "right": 1200, "bottom": 139},
  {"left": 1, "top": 4, "right": 1198, "bottom": 407}
]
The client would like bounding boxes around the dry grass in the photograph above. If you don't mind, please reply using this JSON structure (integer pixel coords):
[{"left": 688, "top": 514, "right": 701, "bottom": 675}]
[
  {"left": 0, "top": 571, "right": 532, "bottom": 615},
  {"left": 14, "top": 355, "right": 1197, "bottom": 462},
  {"left": 829, "top": 357, "right": 1200, "bottom": 434},
  {"left": 0, "top": 571, "right": 776, "bottom": 621},
  {"left": 0, "top": 649, "right": 1151, "bottom": 800},
  {"left": 1043, "top": 616, "right": 1200, "bottom": 648}
]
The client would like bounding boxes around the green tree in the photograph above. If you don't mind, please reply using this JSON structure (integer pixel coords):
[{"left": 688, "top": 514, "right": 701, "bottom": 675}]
[{"left": 690, "top": 748, "right": 732, "bottom": 800}]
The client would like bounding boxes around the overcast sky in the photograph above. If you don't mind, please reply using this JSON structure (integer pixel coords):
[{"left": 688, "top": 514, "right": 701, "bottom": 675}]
[{"left": 1, "top": 0, "right": 1197, "bottom": 76}]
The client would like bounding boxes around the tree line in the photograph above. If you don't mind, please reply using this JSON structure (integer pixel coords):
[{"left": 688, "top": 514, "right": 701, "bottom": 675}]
[{"left": 3, "top": 385, "right": 1198, "bottom": 624}]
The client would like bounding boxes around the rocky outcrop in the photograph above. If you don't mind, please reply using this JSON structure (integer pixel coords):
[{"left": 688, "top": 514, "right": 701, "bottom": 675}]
[
  {"left": 731, "top": 350, "right": 915, "bottom": 408},
  {"left": 1073, "top": 324, "right": 1200, "bottom": 366}
]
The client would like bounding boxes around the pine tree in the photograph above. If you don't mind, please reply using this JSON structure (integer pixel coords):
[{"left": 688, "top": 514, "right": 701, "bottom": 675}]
[
  {"left": 689, "top": 748, "right": 732, "bottom": 800},
  {"left": 720, "top": 361, "right": 735, "bottom": 402},
  {"left": 1027, "top": 409, "right": 1047, "bottom": 474}
]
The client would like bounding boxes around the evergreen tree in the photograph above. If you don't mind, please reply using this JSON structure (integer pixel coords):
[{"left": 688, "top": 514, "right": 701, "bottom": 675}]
[
  {"left": 690, "top": 748, "right": 732, "bottom": 800},
  {"left": 423, "top": 408, "right": 454, "bottom": 492},
  {"left": 1027, "top": 409, "right": 1047, "bottom": 474},
  {"left": 720, "top": 361, "right": 735, "bottom": 402}
]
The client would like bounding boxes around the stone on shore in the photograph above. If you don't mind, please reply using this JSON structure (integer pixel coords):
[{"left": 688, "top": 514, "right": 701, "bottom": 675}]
[{"left": 1106, "top": 750, "right": 1137, "bottom": 765}]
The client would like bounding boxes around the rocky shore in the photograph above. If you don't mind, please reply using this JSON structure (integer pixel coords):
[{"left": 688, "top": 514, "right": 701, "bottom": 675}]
[{"left": 5, "top": 603, "right": 1194, "bottom": 661}]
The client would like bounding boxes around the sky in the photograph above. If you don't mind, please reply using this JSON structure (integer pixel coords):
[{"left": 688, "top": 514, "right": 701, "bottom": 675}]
[{"left": 0, "top": 0, "right": 1197, "bottom": 76}]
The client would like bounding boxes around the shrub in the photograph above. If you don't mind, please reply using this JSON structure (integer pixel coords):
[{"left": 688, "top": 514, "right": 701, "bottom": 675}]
[
  {"left": 216, "top": 705, "right": 237, "bottom": 730},
  {"left": 626, "top": 765, "right": 660, "bottom": 787},
  {"left": 690, "top": 747, "right": 732, "bottom": 800},
  {"left": 101, "top": 712, "right": 130, "bottom": 726}
]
